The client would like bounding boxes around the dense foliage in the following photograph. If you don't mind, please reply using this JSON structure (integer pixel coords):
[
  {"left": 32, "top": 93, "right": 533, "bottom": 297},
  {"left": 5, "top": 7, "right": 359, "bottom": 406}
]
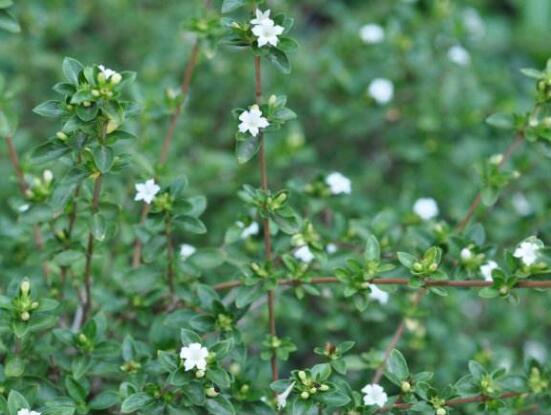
[{"left": 1, "top": 0, "right": 551, "bottom": 414}]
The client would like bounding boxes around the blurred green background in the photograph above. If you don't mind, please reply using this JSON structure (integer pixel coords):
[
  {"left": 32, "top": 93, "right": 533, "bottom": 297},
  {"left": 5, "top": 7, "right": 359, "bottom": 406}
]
[{"left": 2, "top": 0, "right": 551, "bottom": 411}]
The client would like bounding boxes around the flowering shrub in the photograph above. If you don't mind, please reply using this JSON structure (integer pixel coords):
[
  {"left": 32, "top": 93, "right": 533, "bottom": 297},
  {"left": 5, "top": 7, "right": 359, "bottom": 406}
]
[{"left": 1, "top": 0, "right": 551, "bottom": 414}]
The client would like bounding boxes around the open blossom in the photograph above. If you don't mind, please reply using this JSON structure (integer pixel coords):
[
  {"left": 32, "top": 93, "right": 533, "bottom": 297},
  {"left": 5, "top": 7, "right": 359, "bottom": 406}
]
[
  {"left": 512, "top": 193, "right": 533, "bottom": 217},
  {"left": 368, "top": 78, "right": 394, "bottom": 104},
  {"left": 134, "top": 179, "right": 160, "bottom": 204},
  {"left": 98, "top": 64, "right": 121, "bottom": 83},
  {"left": 294, "top": 245, "right": 314, "bottom": 263},
  {"left": 513, "top": 240, "right": 541, "bottom": 266},
  {"left": 252, "top": 20, "right": 284, "bottom": 47},
  {"left": 460, "top": 247, "right": 472, "bottom": 261},
  {"left": 276, "top": 381, "right": 295, "bottom": 410},
  {"left": 238, "top": 105, "right": 270, "bottom": 137},
  {"left": 359, "top": 24, "right": 385, "bottom": 44},
  {"left": 241, "top": 222, "right": 260, "bottom": 239},
  {"left": 18, "top": 410, "right": 41, "bottom": 415},
  {"left": 326, "top": 172, "right": 352, "bottom": 195},
  {"left": 180, "top": 244, "right": 196, "bottom": 260},
  {"left": 480, "top": 260, "right": 498, "bottom": 281},
  {"left": 368, "top": 285, "right": 389, "bottom": 305},
  {"left": 413, "top": 198, "right": 439, "bottom": 220},
  {"left": 362, "top": 384, "right": 388, "bottom": 407},
  {"left": 251, "top": 9, "right": 272, "bottom": 26},
  {"left": 180, "top": 343, "right": 209, "bottom": 371},
  {"left": 326, "top": 243, "right": 338, "bottom": 254},
  {"left": 448, "top": 45, "right": 471, "bottom": 66}
]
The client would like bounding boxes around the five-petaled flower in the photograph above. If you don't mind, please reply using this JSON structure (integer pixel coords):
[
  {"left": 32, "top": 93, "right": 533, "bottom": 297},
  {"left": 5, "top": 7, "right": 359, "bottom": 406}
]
[
  {"left": 368, "top": 78, "right": 394, "bottom": 104},
  {"left": 276, "top": 381, "right": 295, "bottom": 410},
  {"left": 180, "top": 343, "right": 209, "bottom": 371},
  {"left": 362, "top": 384, "right": 388, "bottom": 407},
  {"left": 513, "top": 240, "right": 541, "bottom": 266},
  {"left": 251, "top": 15, "right": 284, "bottom": 47},
  {"left": 326, "top": 172, "right": 352, "bottom": 195},
  {"left": 134, "top": 179, "right": 161, "bottom": 204},
  {"left": 18, "top": 410, "right": 41, "bottom": 415},
  {"left": 447, "top": 45, "right": 471, "bottom": 66},
  {"left": 480, "top": 260, "right": 498, "bottom": 281},
  {"left": 294, "top": 245, "right": 315, "bottom": 263},
  {"left": 98, "top": 64, "right": 121, "bottom": 83},
  {"left": 240, "top": 222, "right": 260, "bottom": 239},
  {"left": 368, "top": 285, "right": 389, "bottom": 305},
  {"left": 238, "top": 105, "right": 270, "bottom": 137},
  {"left": 413, "top": 197, "right": 439, "bottom": 220},
  {"left": 180, "top": 244, "right": 196, "bottom": 260},
  {"left": 251, "top": 9, "right": 273, "bottom": 27}
]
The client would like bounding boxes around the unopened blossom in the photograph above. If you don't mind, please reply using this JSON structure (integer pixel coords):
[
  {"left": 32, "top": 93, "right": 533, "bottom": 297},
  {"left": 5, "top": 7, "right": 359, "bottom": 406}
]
[
  {"left": 180, "top": 343, "right": 209, "bottom": 371},
  {"left": 413, "top": 198, "right": 439, "bottom": 220},
  {"left": 480, "top": 260, "right": 498, "bottom": 281},
  {"left": 359, "top": 24, "right": 385, "bottom": 44},
  {"left": 43, "top": 169, "right": 53, "bottom": 183},
  {"left": 368, "top": 285, "right": 389, "bottom": 305},
  {"left": 294, "top": 245, "right": 314, "bottom": 263},
  {"left": 368, "top": 78, "right": 394, "bottom": 104},
  {"left": 98, "top": 65, "right": 121, "bottom": 83},
  {"left": 17, "top": 410, "right": 41, "bottom": 415},
  {"left": 512, "top": 193, "right": 533, "bottom": 217},
  {"left": 180, "top": 244, "right": 196, "bottom": 260},
  {"left": 362, "top": 384, "right": 388, "bottom": 407},
  {"left": 513, "top": 240, "right": 541, "bottom": 266},
  {"left": 238, "top": 105, "right": 270, "bottom": 137},
  {"left": 460, "top": 247, "right": 472, "bottom": 261},
  {"left": 241, "top": 222, "right": 260, "bottom": 239},
  {"left": 251, "top": 9, "right": 272, "bottom": 26},
  {"left": 326, "top": 172, "right": 352, "bottom": 195},
  {"left": 447, "top": 45, "right": 470, "bottom": 66},
  {"left": 326, "top": 243, "right": 338, "bottom": 254},
  {"left": 134, "top": 179, "right": 160, "bottom": 204},
  {"left": 252, "top": 20, "right": 284, "bottom": 47},
  {"left": 276, "top": 381, "right": 295, "bottom": 410}
]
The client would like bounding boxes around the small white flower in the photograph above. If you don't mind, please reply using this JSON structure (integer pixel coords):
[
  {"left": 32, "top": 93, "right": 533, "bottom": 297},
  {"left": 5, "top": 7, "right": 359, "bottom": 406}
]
[
  {"left": 524, "top": 341, "right": 547, "bottom": 363},
  {"left": 241, "top": 222, "right": 260, "bottom": 239},
  {"left": 252, "top": 20, "right": 284, "bottom": 47},
  {"left": 43, "top": 169, "right": 53, "bottom": 183},
  {"left": 18, "top": 203, "right": 30, "bottom": 213},
  {"left": 413, "top": 198, "right": 439, "bottom": 220},
  {"left": 326, "top": 172, "right": 352, "bottom": 195},
  {"left": 447, "top": 45, "right": 471, "bottom": 66},
  {"left": 98, "top": 64, "right": 118, "bottom": 79},
  {"left": 180, "top": 244, "right": 196, "bottom": 260},
  {"left": 238, "top": 105, "right": 270, "bottom": 137},
  {"left": 17, "top": 410, "right": 41, "bottom": 415},
  {"left": 368, "top": 285, "right": 389, "bottom": 305},
  {"left": 460, "top": 247, "right": 472, "bottom": 261},
  {"left": 368, "top": 78, "right": 394, "bottom": 105},
  {"left": 513, "top": 240, "right": 541, "bottom": 266},
  {"left": 362, "top": 384, "right": 388, "bottom": 408},
  {"left": 134, "top": 179, "right": 161, "bottom": 205},
  {"left": 326, "top": 243, "right": 338, "bottom": 254},
  {"left": 294, "top": 245, "right": 315, "bottom": 263},
  {"left": 276, "top": 381, "right": 295, "bottom": 410},
  {"left": 359, "top": 24, "right": 385, "bottom": 44},
  {"left": 180, "top": 343, "right": 209, "bottom": 371},
  {"left": 512, "top": 193, "right": 533, "bottom": 217},
  {"left": 480, "top": 260, "right": 498, "bottom": 281},
  {"left": 251, "top": 9, "right": 272, "bottom": 26}
]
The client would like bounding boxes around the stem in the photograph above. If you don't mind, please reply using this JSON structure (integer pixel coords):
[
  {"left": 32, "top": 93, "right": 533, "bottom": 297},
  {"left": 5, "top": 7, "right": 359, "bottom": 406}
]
[
  {"left": 165, "top": 215, "right": 175, "bottom": 295},
  {"left": 132, "top": 40, "right": 201, "bottom": 268},
  {"left": 255, "top": 55, "right": 278, "bottom": 382},
  {"left": 82, "top": 174, "right": 103, "bottom": 321}
]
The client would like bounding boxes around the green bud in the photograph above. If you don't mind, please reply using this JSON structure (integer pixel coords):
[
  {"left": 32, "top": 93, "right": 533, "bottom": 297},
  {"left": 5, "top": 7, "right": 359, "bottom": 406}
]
[
  {"left": 309, "top": 387, "right": 317, "bottom": 394},
  {"left": 205, "top": 387, "right": 219, "bottom": 398},
  {"left": 56, "top": 131, "right": 68, "bottom": 140},
  {"left": 20, "top": 279, "right": 31, "bottom": 295},
  {"left": 83, "top": 101, "right": 91, "bottom": 107},
  {"left": 111, "top": 72, "right": 122, "bottom": 84},
  {"left": 91, "top": 89, "right": 100, "bottom": 97},
  {"left": 319, "top": 384, "right": 329, "bottom": 391},
  {"left": 499, "top": 287, "right": 509, "bottom": 295},
  {"left": 436, "top": 409, "right": 446, "bottom": 415},
  {"left": 401, "top": 381, "right": 412, "bottom": 393},
  {"left": 20, "top": 311, "right": 30, "bottom": 321},
  {"left": 195, "top": 370, "right": 205, "bottom": 378},
  {"left": 300, "top": 391, "right": 309, "bottom": 400},
  {"left": 429, "top": 263, "right": 438, "bottom": 272},
  {"left": 298, "top": 370, "right": 307, "bottom": 382},
  {"left": 413, "top": 262, "right": 423, "bottom": 272},
  {"left": 31, "top": 301, "right": 39, "bottom": 310}
]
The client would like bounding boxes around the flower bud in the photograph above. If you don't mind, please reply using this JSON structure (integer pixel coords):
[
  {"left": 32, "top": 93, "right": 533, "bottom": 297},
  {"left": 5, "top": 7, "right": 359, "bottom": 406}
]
[
  {"left": 401, "top": 381, "right": 412, "bottom": 393},
  {"left": 83, "top": 101, "right": 91, "bottom": 107},
  {"left": 56, "top": 131, "right": 68, "bottom": 140},
  {"left": 20, "top": 279, "right": 31, "bottom": 295},
  {"left": 300, "top": 391, "right": 309, "bottom": 400},
  {"left": 319, "top": 384, "right": 329, "bottom": 391},
  {"left": 205, "top": 387, "right": 219, "bottom": 398},
  {"left": 499, "top": 287, "right": 509, "bottom": 295},
  {"left": 429, "top": 263, "right": 438, "bottom": 272},
  {"left": 413, "top": 262, "right": 423, "bottom": 272},
  {"left": 31, "top": 301, "right": 39, "bottom": 310},
  {"left": 298, "top": 370, "right": 307, "bottom": 382},
  {"left": 21, "top": 311, "right": 30, "bottom": 321},
  {"left": 97, "top": 72, "right": 107, "bottom": 83},
  {"left": 91, "top": 89, "right": 101, "bottom": 97},
  {"left": 106, "top": 120, "right": 119, "bottom": 134},
  {"left": 269, "top": 95, "right": 277, "bottom": 106},
  {"left": 309, "top": 387, "right": 317, "bottom": 394},
  {"left": 489, "top": 154, "right": 503, "bottom": 165},
  {"left": 111, "top": 72, "right": 122, "bottom": 85},
  {"left": 436, "top": 409, "right": 446, "bottom": 415},
  {"left": 195, "top": 370, "right": 205, "bottom": 378},
  {"left": 43, "top": 169, "right": 54, "bottom": 183}
]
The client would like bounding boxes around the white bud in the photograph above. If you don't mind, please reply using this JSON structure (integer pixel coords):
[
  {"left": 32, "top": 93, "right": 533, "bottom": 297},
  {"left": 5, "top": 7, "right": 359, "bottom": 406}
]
[
  {"left": 111, "top": 72, "right": 122, "bottom": 85},
  {"left": 43, "top": 170, "right": 54, "bottom": 183},
  {"left": 20, "top": 279, "right": 31, "bottom": 295}
]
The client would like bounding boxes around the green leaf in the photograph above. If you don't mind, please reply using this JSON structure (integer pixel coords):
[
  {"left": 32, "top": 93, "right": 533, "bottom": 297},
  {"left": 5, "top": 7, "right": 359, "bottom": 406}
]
[
  {"left": 236, "top": 135, "right": 260, "bottom": 164},
  {"left": 386, "top": 349, "right": 409, "bottom": 381},
  {"left": 91, "top": 213, "right": 107, "bottom": 241},
  {"left": 317, "top": 387, "right": 351, "bottom": 408},
  {"left": 468, "top": 360, "right": 486, "bottom": 381},
  {"left": 397, "top": 252, "right": 416, "bottom": 269},
  {"left": 53, "top": 250, "right": 85, "bottom": 267},
  {"left": 0, "top": 1, "right": 14, "bottom": 8},
  {"left": 365, "top": 235, "right": 380, "bottom": 261},
  {"left": 4, "top": 356, "right": 25, "bottom": 377},
  {"left": 221, "top": 0, "right": 245, "bottom": 13},
  {"left": 205, "top": 396, "right": 235, "bottom": 415},
  {"left": 93, "top": 146, "right": 114, "bottom": 173},
  {"left": 30, "top": 141, "right": 70, "bottom": 164},
  {"left": 207, "top": 368, "right": 231, "bottom": 388},
  {"left": 267, "top": 48, "right": 291, "bottom": 74},
  {"left": 33, "top": 100, "right": 65, "bottom": 118},
  {"left": 180, "top": 328, "right": 201, "bottom": 344},
  {"left": 121, "top": 393, "right": 154, "bottom": 413},
  {"left": 7, "top": 390, "right": 29, "bottom": 415},
  {"left": 65, "top": 376, "right": 87, "bottom": 403},
  {"left": 235, "top": 284, "right": 264, "bottom": 308},
  {"left": 88, "top": 390, "right": 119, "bottom": 410},
  {"left": 0, "top": 9, "right": 20, "bottom": 33},
  {"left": 485, "top": 113, "right": 514, "bottom": 130},
  {"left": 62, "top": 57, "right": 84, "bottom": 85},
  {"left": 178, "top": 216, "right": 207, "bottom": 234}
]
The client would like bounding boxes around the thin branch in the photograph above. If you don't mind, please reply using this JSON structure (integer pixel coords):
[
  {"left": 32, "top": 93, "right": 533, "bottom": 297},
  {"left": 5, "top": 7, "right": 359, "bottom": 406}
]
[{"left": 165, "top": 215, "right": 175, "bottom": 294}]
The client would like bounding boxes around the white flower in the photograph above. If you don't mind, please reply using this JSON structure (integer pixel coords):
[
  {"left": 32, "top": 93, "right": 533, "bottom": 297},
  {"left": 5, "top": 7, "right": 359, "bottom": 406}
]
[
  {"left": 512, "top": 193, "right": 533, "bottom": 217},
  {"left": 251, "top": 9, "right": 272, "bottom": 26},
  {"left": 180, "top": 343, "right": 209, "bottom": 371},
  {"left": 98, "top": 64, "right": 118, "bottom": 79},
  {"left": 294, "top": 245, "right": 314, "bottom": 263},
  {"left": 447, "top": 45, "right": 470, "bottom": 66},
  {"left": 359, "top": 24, "right": 385, "bottom": 44},
  {"left": 326, "top": 172, "right": 352, "bottom": 195},
  {"left": 252, "top": 20, "right": 284, "bottom": 47},
  {"left": 460, "top": 247, "right": 472, "bottom": 261},
  {"left": 413, "top": 198, "right": 439, "bottom": 220},
  {"left": 326, "top": 243, "right": 338, "bottom": 254},
  {"left": 368, "top": 78, "right": 394, "bottom": 104},
  {"left": 17, "top": 410, "right": 41, "bottom": 415},
  {"left": 241, "top": 222, "right": 260, "bottom": 239},
  {"left": 513, "top": 240, "right": 541, "bottom": 266},
  {"left": 276, "top": 381, "right": 295, "bottom": 410},
  {"left": 180, "top": 244, "right": 196, "bottom": 260},
  {"left": 524, "top": 341, "right": 547, "bottom": 363},
  {"left": 43, "top": 169, "right": 53, "bottom": 183},
  {"left": 480, "top": 260, "right": 498, "bottom": 281},
  {"left": 368, "top": 285, "right": 389, "bottom": 305},
  {"left": 238, "top": 105, "right": 270, "bottom": 137},
  {"left": 362, "top": 384, "right": 388, "bottom": 408},
  {"left": 134, "top": 179, "right": 161, "bottom": 204}
]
